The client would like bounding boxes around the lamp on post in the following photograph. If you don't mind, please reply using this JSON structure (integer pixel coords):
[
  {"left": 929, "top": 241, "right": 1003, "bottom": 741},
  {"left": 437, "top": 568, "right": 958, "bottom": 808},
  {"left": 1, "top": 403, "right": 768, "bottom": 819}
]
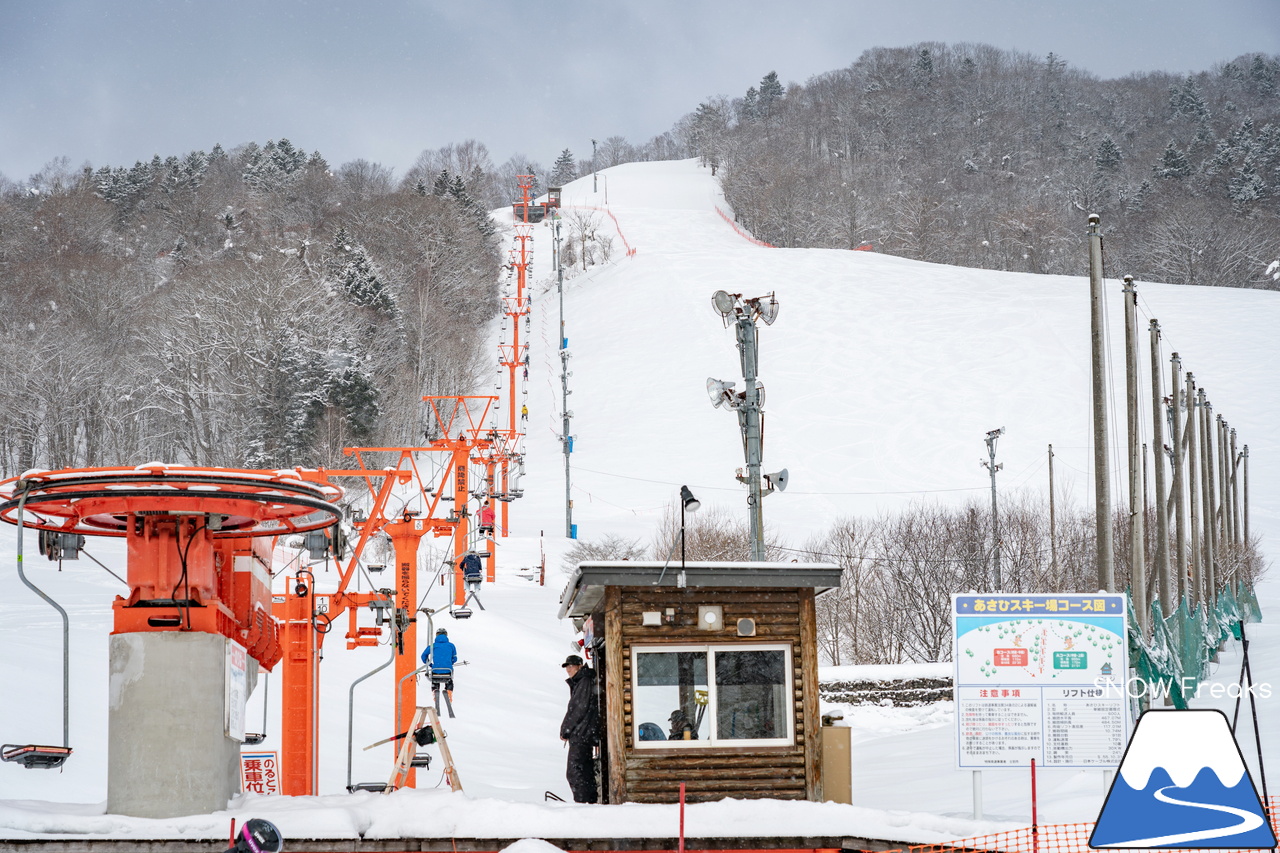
[{"left": 679, "top": 485, "right": 700, "bottom": 587}]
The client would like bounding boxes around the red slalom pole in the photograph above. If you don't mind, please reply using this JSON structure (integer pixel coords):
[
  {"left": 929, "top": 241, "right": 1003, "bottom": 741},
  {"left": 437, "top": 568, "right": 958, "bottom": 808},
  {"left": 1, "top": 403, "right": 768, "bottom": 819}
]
[
  {"left": 679, "top": 781, "right": 686, "bottom": 853},
  {"left": 1031, "top": 758, "right": 1039, "bottom": 853}
]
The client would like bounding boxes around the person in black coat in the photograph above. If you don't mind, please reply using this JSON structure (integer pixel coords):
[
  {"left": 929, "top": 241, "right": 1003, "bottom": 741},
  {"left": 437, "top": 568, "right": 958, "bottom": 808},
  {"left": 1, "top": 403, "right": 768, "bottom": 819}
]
[{"left": 559, "top": 654, "right": 599, "bottom": 803}]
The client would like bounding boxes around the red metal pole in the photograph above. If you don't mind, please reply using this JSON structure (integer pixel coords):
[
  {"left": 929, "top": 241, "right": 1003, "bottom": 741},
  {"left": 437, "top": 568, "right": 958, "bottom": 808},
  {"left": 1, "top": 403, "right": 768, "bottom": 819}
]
[
  {"left": 1031, "top": 757, "right": 1039, "bottom": 853},
  {"left": 679, "top": 781, "right": 686, "bottom": 853}
]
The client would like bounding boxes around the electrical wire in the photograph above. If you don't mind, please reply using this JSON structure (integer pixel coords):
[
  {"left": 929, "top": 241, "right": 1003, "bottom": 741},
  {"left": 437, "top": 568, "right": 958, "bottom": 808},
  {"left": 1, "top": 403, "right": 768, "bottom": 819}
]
[{"left": 570, "top": 465, "right": 985, "bottom": 496}]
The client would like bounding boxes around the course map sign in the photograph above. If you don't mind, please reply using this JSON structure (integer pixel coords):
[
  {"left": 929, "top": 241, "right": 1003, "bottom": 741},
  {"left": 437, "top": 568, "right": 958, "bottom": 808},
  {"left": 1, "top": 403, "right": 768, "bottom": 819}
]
[{"left": 953, "top": 593, "right": 1130, "bottom": 769}]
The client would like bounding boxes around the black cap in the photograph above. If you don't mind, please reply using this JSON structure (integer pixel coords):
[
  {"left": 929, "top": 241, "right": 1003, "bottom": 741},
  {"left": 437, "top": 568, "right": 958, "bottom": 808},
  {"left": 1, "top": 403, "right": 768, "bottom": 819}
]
[
  {"left": 561, "top": 654, "right": 584, "bottom": 668},
  {"left": 436, "top": 628, "right": 447, "bottom": 635}
]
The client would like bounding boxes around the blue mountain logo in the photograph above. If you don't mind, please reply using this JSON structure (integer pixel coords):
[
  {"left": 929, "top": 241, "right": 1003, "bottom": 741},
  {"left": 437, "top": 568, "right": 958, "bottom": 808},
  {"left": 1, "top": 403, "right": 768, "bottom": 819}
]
[{"left": 1091, "top": 709, "right": 1275, "bottom": 848}]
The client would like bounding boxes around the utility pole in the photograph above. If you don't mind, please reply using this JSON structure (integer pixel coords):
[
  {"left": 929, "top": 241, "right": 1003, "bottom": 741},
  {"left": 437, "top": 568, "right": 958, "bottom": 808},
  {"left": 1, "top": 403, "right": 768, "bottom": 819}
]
[
  {"left": 1149, "top": 321, "right": 1171, "bottom": 618},
  {"left": 1230, "top": 429, "right": 1241, "bottom": 547},
  {"left": 982, "top": 429, "right": 1004, "bottom": 590},
  {"left": 1087, "top": 214, "right": 1114, "bottom": 592},
  {"left": 1187, "top": 373, "right": 1201, "bottom": 605},
  {"left": 1243, "top": 445, "right": 1250, "bottom": 547},
  {"left": 592, "top": 138, "right": 598, "bottom": 194},
  {"left": 1123, "top": 277, "right": 1145, "bottom": 631},
  {"left": 1048, "top": 444, "right": 1058, "bottom": 575},
  {"left": 1200, "top": 390, "right": 1216, "bottom": 603},
  {"left": 554, "top": 213, "right": 574, "bottom": 539},
  {"left": 1170, "top": 353, "right": 1186, "bottom": 605}
]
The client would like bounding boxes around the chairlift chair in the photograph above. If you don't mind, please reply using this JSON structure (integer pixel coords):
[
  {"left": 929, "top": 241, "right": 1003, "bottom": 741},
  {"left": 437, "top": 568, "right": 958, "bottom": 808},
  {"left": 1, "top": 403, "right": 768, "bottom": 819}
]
[{"left": 2, "top": 490, "right": 73, "bottom": 769}]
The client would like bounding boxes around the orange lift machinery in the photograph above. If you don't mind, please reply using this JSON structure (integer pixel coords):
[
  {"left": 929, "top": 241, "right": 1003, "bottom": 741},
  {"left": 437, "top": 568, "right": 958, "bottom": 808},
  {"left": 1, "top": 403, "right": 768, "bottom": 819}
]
[{"left": 0, "top": 464, "right": 343, "bottom": 813}]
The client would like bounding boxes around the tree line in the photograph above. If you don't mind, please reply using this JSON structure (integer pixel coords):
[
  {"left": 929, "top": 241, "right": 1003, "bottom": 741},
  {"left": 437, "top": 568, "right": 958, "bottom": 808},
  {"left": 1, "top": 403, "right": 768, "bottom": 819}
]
[
  {"left": 563, "top": 492, "right": 1264, "bottom": 666},
  {"left": 0, "top": 139, "right": 501, "bottom": 471},
  {"left": 681, "top": 45, "right": 1280, "bottom": 288}
]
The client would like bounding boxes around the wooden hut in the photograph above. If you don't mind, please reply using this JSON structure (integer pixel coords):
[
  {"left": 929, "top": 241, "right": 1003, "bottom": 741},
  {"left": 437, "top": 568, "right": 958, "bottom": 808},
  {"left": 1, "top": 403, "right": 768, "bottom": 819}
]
[{"left": 558, "top": 560, "right": 842, "bottom": 804}]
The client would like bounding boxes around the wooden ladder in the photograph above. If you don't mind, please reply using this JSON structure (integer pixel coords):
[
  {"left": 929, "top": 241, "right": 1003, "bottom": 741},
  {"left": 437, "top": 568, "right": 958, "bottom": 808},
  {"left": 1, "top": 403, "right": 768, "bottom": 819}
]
[{"left": 387, "top": 705, "right": 463, "bottom": 793}]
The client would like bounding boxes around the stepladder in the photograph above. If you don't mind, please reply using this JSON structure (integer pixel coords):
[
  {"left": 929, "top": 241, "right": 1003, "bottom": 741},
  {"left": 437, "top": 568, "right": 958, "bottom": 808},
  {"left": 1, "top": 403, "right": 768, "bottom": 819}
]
[{"left": 387, "top": 705, "right": 462, "bottom": 793}]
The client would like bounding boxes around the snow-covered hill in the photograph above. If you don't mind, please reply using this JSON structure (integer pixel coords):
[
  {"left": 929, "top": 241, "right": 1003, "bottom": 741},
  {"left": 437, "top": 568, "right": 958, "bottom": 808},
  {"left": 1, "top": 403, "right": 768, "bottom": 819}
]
[{"left": 2, "top": 159, "right": 1279, "bottom": 843}]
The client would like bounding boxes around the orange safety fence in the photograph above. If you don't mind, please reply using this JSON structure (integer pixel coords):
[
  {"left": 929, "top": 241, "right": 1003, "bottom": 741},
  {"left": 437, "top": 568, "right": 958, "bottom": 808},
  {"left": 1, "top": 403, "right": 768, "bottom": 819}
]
[
  {"left": 714, "top": 205, "right": 776, "bottom": 248},
  {"left": 887, "top": 794, "right": 1280, "bottom": 853},
  {"left": 573, "top": 205, "right": 638, "bottom": 257}
]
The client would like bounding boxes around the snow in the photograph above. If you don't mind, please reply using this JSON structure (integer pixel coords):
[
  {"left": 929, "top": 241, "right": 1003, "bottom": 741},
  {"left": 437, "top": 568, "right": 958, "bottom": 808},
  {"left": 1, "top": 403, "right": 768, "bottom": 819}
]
[
  {"left": 3, "top": 158, "right": 1280, "bottom": 845},
  {"left": 1116, "top": 711, "right": 1247, "bottom": 789}
]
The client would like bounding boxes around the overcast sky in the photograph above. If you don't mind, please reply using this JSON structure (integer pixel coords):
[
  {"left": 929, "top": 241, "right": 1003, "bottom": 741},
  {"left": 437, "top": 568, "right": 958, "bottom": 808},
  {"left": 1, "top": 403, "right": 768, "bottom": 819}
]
[{"left": 3, "top": 0, "right": 1277, "bottom": 184}]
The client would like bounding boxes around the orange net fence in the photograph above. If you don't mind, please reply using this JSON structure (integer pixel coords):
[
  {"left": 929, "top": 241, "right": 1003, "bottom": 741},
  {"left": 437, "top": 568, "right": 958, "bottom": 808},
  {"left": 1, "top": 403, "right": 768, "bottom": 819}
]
[{"left": 892, "top": 795, "right": 1280, "bottom": 853}]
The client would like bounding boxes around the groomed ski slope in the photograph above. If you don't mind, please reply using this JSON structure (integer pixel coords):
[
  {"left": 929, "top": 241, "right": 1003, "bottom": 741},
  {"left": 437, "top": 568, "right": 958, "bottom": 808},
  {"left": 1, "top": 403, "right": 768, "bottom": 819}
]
[{"left": 2, "top": 158, "right": 1280, "bottom": 843}]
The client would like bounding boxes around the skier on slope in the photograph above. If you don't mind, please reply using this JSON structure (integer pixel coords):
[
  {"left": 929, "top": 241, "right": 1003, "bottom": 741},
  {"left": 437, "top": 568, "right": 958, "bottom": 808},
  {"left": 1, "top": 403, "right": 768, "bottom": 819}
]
[{"left": 422, "top": 627, "right": 458, "bottom": 705}]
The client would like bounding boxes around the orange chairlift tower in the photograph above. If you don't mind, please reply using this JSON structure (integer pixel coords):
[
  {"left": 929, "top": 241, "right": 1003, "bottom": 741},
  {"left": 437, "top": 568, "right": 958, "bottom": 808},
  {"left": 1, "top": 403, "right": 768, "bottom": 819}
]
[
  {"left": 273, "top": 395, "right": 501, "bottom": 795},
  {"left": 492, "top": 175, "right": 540, "bottom": 543}
]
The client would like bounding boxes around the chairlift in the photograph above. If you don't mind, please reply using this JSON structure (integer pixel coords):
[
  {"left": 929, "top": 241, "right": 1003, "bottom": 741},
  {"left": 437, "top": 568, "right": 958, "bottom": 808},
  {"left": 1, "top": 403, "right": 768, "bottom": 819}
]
[
  {"left": 346, "top": 604, "right": 396, "bottom": 794},
  {"left": 451, "top": 607, "right": 474, "bottom": 620},
  {"left": 2, "top": 490, "right": 72, "bottom": 768}
]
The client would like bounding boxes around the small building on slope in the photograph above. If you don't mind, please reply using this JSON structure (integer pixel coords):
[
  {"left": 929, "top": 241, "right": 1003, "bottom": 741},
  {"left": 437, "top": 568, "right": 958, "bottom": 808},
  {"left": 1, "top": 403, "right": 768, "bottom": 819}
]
[{"left": 558, "top": 560, "right": 842, "bottom": 804}]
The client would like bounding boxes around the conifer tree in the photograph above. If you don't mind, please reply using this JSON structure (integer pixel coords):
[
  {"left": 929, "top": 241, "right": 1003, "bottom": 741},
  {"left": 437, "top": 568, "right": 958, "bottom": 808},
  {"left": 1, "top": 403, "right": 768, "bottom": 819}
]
[
  {"left": 758, "top": 71, "right": 784, "bottom": 116},
  {"left": 1095, "top": 138, "right": 1123, "bottom": 173},
  {"left": 550, "top": 149, "right": 577, "bottom": 186}
]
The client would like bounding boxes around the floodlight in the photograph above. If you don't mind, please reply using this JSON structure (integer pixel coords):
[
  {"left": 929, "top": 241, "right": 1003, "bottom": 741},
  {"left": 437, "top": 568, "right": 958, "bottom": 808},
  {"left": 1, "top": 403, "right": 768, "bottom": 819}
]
[
  {"left": 711, "top": 290, "right": 737, "bottom": 317},
  {"left": 757, "top": 293, "right": 780, "bottom": 325},
  {"left": 754, "top": 380, "right": 765, "bottom": 407},
  {"left": 680, "top": 485, "right": 701, "bottom": 513},
  {"left": 706, "top": 377, "right": 737, "bottom": 409}
]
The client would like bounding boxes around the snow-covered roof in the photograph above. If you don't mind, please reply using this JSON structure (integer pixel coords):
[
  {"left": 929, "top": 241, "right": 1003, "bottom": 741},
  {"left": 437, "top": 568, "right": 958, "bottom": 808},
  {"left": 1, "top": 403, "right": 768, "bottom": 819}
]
[{"left": 558, "top": 560, "right": 842, "bottom": 620}]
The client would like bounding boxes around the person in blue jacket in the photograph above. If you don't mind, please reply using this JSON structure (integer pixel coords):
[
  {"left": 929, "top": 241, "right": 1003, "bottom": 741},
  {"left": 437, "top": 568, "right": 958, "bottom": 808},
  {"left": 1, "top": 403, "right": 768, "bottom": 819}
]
[{"left": 422, "top": 627, "right": 458, "bottom": 703}]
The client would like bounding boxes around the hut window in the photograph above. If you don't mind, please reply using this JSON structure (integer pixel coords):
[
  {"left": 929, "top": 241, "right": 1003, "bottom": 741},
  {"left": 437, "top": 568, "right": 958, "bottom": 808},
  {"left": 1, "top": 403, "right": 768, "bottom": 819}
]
[{"left": 631, "top": 644, "right": 793, "bottom": 748}]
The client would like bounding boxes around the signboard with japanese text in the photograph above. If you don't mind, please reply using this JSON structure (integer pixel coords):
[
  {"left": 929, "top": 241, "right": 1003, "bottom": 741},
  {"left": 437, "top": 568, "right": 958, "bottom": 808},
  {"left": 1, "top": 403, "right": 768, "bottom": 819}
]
[
  {"left": 240, "top": 751, "right": 280, "bottom": 795},
  {"left": 953, "top": 593, "right": 1130, "bottom": 769}
]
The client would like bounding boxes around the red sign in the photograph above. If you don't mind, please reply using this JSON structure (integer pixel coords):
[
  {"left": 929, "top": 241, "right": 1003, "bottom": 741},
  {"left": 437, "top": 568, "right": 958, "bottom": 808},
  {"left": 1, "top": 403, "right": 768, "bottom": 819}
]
[{"left": 993, "top": 648, "right": 1028, "bottom": 667}]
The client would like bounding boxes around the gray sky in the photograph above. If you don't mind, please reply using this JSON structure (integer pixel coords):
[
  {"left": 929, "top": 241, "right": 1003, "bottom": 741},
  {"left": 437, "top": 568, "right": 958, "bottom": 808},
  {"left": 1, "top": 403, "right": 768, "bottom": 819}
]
[{"left": 3, "top": 0, "right": 1277, "bottom": 184}]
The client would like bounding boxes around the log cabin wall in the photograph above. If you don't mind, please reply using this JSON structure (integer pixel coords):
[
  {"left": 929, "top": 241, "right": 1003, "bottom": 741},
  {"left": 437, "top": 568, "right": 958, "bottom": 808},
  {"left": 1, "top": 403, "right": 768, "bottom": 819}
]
[{"left": 601, "top": 585, "right": 822, "bottom": 804}]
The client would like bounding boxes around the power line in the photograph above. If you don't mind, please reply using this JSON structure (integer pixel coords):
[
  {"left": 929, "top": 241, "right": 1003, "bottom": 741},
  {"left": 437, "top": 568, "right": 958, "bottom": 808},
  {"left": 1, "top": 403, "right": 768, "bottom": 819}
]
[{"left": 571, "top": 465, "right": 986, "bottom": 496}]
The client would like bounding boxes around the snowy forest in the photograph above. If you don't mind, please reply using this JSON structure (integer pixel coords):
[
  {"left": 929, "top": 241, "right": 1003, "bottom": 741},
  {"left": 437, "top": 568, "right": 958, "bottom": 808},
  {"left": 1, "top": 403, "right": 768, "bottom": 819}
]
[
  {"left": 686, "top": 45, "right": 1280, "bottom": 288},
  {"left": 0, "top": 140, "right": 502, "bottom": 472}
]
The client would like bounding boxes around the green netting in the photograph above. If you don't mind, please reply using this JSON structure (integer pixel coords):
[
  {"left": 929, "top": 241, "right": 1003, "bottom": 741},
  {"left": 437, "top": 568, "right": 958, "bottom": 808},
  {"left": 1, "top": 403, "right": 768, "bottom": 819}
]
[{"left": 1126, "top": 583, "right": 1260, "bottom": 710}]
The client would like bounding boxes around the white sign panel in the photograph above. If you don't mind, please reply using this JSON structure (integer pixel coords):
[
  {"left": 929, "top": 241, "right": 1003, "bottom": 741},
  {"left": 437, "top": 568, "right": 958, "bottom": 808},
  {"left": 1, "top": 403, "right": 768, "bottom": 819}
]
[
  {"left": 226, "top": 640, "right": 247, "bottom": 742},
  {"left": 953, "top": 593, "right": 1130, "bottom": 769}
]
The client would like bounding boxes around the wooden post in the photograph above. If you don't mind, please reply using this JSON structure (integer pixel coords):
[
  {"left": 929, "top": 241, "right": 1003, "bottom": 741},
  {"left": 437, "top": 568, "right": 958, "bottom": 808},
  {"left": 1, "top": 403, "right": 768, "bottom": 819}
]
[
  {"left": 1087, "top": 215, "right": 1115, "bottom": 592},
  {"left": 1186, "top": 376, "right": 1201, "bottom": 605},
  {"left": 1200, "top": 392, "right": 1216, "bottom": 604},
  {"left": 1123, "top": 277, "right": 1145, "bottom": 633},
  {"left": 1149, "top": 322, "right": 1171, "bottom": 617},
  {"left": 1170, "top": 354, "right": 1187, "bottom": 606},
  {"left": 1243, "top": 445, "right": 1250, "bottom": 548},
  {"left": 1230, "top": 430, "right": 1241, "bottom": 547},
  {"left": 800, "top": 588, "right": 823, "bottom": 801},
  {"left": 604, "top": 587, "right": 626, "bottom": 804}
]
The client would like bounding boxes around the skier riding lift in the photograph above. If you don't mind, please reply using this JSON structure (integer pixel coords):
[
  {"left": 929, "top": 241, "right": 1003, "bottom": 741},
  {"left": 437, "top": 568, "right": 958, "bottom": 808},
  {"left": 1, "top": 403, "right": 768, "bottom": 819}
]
[
  {"left": 422, "top": 627, "right": 458, "bottom": 708},
  {"left": 460, "top": 549, "right": 483, "bottom": 593}
]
